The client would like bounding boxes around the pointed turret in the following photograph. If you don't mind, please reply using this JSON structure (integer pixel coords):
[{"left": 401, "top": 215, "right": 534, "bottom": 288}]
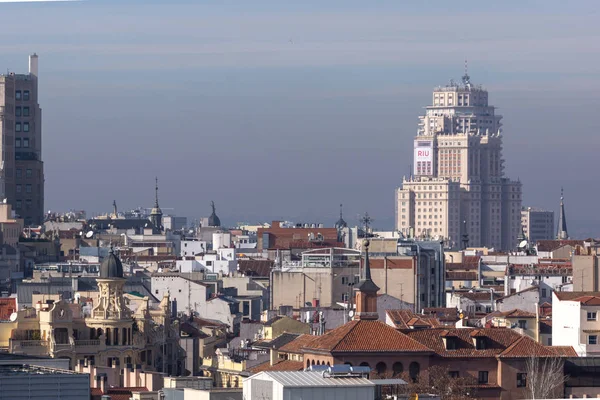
[
  {"left": 334, "top": 203, "right": 347, "bottom": 229},
  {"left": 354, "top": 238, "right": 380, "bottom": 321},
  {"left": 557, "top": 188, "right": 569, "bottom": 240},
  {"left": 150, "top": 177, "right": 163, "bottom": 233}
]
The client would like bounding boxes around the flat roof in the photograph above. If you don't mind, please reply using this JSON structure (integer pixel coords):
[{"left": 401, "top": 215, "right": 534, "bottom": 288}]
[{"left": 0, "top": 364, "right": 82, "bottom": 376}]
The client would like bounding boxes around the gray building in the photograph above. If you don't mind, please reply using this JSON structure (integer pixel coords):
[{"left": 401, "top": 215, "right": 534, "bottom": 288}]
[
  {"left": 0, "top": 364, "right": 89, "bottom": 400},
  {"left": 0, "top": 54, "right": 44, "bottom": 226},
  {"left": 521, "top": 207, "right": 554, "bottom": 243}
]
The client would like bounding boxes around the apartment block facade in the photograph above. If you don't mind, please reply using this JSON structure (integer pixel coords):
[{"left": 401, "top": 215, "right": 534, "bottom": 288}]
[
  {"left": 395, "top": 73, "right": 521, "bottom": 250},
  {"left": 0, "top": 54, "right": 44, "bottom": 225},
  {"left": 521, "top": 207, "right": 554, "bottom": 243}
]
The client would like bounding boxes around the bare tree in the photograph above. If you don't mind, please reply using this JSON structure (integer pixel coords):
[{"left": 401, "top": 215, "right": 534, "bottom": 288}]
[
  {"left": 525, "top": 356, "right": 567, "bottom": 399},
  {"left": 392, "top": 366, "right": 478, "bottom": 400}
]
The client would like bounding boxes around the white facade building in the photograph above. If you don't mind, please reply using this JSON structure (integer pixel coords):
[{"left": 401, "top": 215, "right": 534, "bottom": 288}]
[
  {"left": 395, "top": 73, "right": 522, "bottom": 250},
  {"left": 552, "top": 291, "right": 600, "bottom": 356},
  {"left": 151, "top": 274, "right": 209, "bottom": 315},
  {"left": 180, "top": 240, "right": 207, "bottom": 257}
]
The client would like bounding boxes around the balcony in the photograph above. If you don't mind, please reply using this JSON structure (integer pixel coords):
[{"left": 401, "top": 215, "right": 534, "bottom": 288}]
[
  {"left": 9, "top": 339, "right": 50, "bottom": 355},
  {"left": 75, "top": 339, "right": 100, "bottom": 347}
]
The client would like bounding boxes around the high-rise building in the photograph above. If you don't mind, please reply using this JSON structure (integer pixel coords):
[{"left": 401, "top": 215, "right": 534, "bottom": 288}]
[
  {"left": 0, "top": 54, "right": 44, "bottom": 226},
  {"left": 521, "top": 207, "right": 554, "bottom": 243},
  {"left": 395, "top": 71, "right": 522, "bottom": 250}
]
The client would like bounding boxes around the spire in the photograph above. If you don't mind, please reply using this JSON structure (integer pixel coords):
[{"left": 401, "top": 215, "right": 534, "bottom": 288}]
[
  {"left": 154, "top": 177, "right": 159, "bottom": 208},
  {"left": 208, "top": 201, "right": 221, "bottom": 227},
  {"left": 557, "top": 188, "right": 569, "bottom": 240},
  {"left": 462, "top": 59, "right": 471, "bottom": 87},
  {"left": 354, "top": 213, "right": 379, "bottom": 294},
  {"left": 354, "top": 235, "right": 379, "bottom": 321},
  {"left": 335, "top": 203, "right": 347, "bottom": 229}
]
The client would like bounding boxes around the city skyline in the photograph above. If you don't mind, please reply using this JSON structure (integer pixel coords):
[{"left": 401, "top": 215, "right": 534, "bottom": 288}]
[{"left": 0, "top": 0, "right": 598, "bottom": 237}]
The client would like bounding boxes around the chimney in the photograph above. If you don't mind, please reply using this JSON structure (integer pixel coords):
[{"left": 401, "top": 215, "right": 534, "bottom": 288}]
[
  {"left": 29, "top": 53, "right": 38, "bottom": 78},
  {"left": 269, "top": 347, "right": 278, "bottom": 366}
]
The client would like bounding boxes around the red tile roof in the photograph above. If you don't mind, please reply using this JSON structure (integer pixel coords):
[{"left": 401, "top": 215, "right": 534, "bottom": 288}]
[
  {"left": 302, "top": 320, "right": 431, "bottom": 354},
  {"left": 551, "top": 346, "right": 578, "bottom": 357},
  {"left": 554, "top": 291, "right": 600, "bottom": 301},
  {"left": 386, "top": 309, "right": 441, "bottom": 329},
  {"left": 498, "top": 336, "right": 557, "bottom": 358},
  {"left": 279, "top": 334, "right": 318, "bottom": 354},
  {"left": 571, "top": 295, "right": 600, "bottom": 305},
  {"left": 446, "top": 271, "right": 478, "bottom": 280},
  {"left": 496, "top": 309, "right": 536, "bottom": 318},
  {"left": 536, "top": 240, "right": 583, "bottom": 252},
  {"left": 249, "top": 359, "right": 304, "bottom": 373}
]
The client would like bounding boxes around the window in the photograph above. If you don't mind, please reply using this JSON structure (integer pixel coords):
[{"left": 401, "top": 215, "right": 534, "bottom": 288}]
[
  {"left": 15, "top": 200, "right": 21, "bottom": 210},
  {"left": 15, "top": 122, "right": 21, "bottom": 132},
  {"left": 16, "top": 169, "right": 22, "bottom": 178},
  {"left": 16, "top": 185, "right": 21, "bottom": 193},
  {"left": 517, "top": 373, "right": 527, "bottom": 388},
  {"left": 589, "top": 335, "right": 598, "bottom": 345},
  {"left": 23, "top": 90, "right": 30, "bottom": 101},
  {"left": 341, "top": 276, "right": 349, "bottom": 285},
  {"left": 541, "top": 288, "right": 547, "bottom": 298},
  {"left": 475, "top": 337, "right": 487, "bottom": 350},
  {"left": 478, "top": 371, "right": 489, "bottom": 384},
  {"left": 587, "top": 312, "right": 597, "bottom": 321},
  {"left": 15, "top": 91, "right": 21, "bottom": 100},
  {"left": 15, "top": 138, "right": 21, "bottom": 148},
  {"left": 23, "top": 138, "right": 29, "bottom": 148},
  {"left": 23, "top": 122, "right": 29, "bottom": 132},
  {"left": 445, "top": 337, "right": 457, "bottom": 350},
  {"left": 449, "top": 371, "right": 460, "bottom": 378},
  {"left": 206, "top": 261, "right": 212, "bottom": 266},
  {"left": 23, "top": 107, "right": 29, "bottom": 117},
  {"left": 26, "top": 169, "right": 32, "bottom": 178},
  {"left": 26, "top": 184, "right": 32, "bottom": 193},
  {"left": 15, "top": 107, "right": 21, "bottom": 117},
  {"left": 518, "top": 320, "right": 527, "bottom": 329}
]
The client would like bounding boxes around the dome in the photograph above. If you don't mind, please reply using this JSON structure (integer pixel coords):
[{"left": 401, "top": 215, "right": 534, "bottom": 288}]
[
  {"left": 99, "top": 249, "right": 124, "bottom": 279},
  {"left": 208, "top": 201, "right": 221, "bottom": 227}
]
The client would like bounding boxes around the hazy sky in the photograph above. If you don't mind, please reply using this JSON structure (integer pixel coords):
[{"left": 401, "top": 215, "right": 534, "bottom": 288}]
[{"left": 1, "top": 0, "right": 599, "bottom": 236}]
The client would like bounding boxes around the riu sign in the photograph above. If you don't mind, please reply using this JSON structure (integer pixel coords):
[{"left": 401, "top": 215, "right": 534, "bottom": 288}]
[{"left": 414, "top": 140, "right": 433, "bottom": 176}]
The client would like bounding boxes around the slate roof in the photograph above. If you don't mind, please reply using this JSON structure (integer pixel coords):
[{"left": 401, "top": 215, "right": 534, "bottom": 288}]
[
  {"left": 301, "top": 319, "right": 431, "bottom": 354},
  {"left": 237, "top": 259, "right": 274, "bottom": 277},
  {"left": 253, "top": 333, "right": 301, "bottom": 350}
]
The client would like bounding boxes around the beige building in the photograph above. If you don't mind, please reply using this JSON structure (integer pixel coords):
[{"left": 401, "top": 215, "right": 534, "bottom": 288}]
[
  {"left": 4, "top": 250, "right": 185, "bottom": 374},
  {"left": 0, "top": 54, "right": 44, "bottom": 226},
  {"left": 395, "top": 72, "right": 522, "bottom": 250}
]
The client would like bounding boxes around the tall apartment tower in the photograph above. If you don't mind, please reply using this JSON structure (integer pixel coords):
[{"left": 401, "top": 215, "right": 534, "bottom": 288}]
[
  {"left": 395, "top": 71, "right": 522, "bottom": 250},
  {"left": 0, "top": 54, "right": 44, "bottom": 226},
  {"left": 521, "top": 207, "right": 554, "bottom": 243}
]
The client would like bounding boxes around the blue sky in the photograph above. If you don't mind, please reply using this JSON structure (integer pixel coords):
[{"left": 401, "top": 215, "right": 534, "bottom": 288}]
[{"left": 1, "top": 0, "right": 599, "bottom": 236}]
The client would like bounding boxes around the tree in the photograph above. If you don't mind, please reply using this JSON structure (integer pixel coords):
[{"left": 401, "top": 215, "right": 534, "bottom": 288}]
[
  {"left": 385, "top": 365, "right": 478, "bottom": 400},
  {"left": 525, "top": 356, "right": 567, "bottom": 399}
]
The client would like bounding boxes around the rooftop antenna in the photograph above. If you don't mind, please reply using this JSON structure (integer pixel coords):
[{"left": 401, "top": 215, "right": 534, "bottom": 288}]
[{"left": 462, "top": 59, "right": 471, "bottom": 87}]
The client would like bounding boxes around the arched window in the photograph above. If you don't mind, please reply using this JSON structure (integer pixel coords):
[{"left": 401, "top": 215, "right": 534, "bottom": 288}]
[
  {"left": 317, "top": 361, "right": 321, "bottom": 366},
  {"left": 392, "top": 362, "right": 404, "bottom": 377},
  {"left": 326, "top": 362, "right": 331, "bottom": 367},
  {"left": 311, "top": 360, "right": 315, "bottom": 366},
  {"left": 344, "top": 362, "right": 353, "bottom": 366},
  {"left": 376, "top": 362, "right": 387, "bottom": 376},
  {"left": 409, "top": 362, "right": 420, "bottom": 382},
  {"left": 306, "top": 359, "right": 311, "bottom": 368},
  {"left": 359, "top": 362, "right": 370, "bottom": 368}
]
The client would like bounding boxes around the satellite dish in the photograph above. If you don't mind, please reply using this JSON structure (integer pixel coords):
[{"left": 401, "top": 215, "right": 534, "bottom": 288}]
[
  {"left": 348, "top": 310, "right": 355, "bottom": 318},
  {"left": 519, "top": 240, "right": 528, "bottom": 248},
  {"left": 85, "top": 231, "right": 94, "bottom": 239},
  {"left": 9, "top": 312, "right": 17, "bottom": 322}
]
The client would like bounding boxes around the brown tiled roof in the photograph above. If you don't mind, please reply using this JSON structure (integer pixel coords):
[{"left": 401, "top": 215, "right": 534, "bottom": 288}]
[
  {"left": 279, "top": 334, "right": 318, "bottom": 354},
  {"left": 302, "top": 320, "right": 431, "bottom": 354},
  {"left": 498, "top": 336, "right": 557, "bottom": 358},
  {"left": 554, "top": 291, "right": 600, "bottom": 301},
  {"left": 571, "top": 295, "right": 600, "bottom": 305},
  {"left": 249, "top": 359, "right": 304, "bottom": 373},
  {"left": 536, "top": 240, "right": 583, "bottom": 252},
  {"left": 446, "top": 263, "right": 478, "bottom": 271},
  {"left": 497, "top": 309, "right": 536, "bottom": 318},
  {"left": 192, "top": 316, "right": 228, "bottom": 328},
  {"left": 386, "top": 309, "right": 441, "bottom": 329},
  {"left": 237, "top": 259, "right": 274, "bottom": 277},
  {"left": 446, "top": 271, "right": 477, "bottom": 280},
  {"left": 406, "top": 327, "right": 543, "bottom": 358},
  {"left": 423, "top": 307, "right": 459, "bottom": 322},
  {"left": 552, "top": 346, "right": 578, "bottom": 357},
  {"left": 459, "top": 292, "right": 501, "bottom": 301},
  {"left": 363, "top": 258, "right": 414, "bottom": 269}
]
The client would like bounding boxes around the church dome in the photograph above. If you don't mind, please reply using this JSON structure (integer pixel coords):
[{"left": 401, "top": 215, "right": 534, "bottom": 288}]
[
  {"left": 334, "top": 204, "right": 347, "bottom": 229},
  {"left": 208, "top": 201, "right": 221, "bottom": 227},
  {"left": 99, "top": 249, "right": 124, "bottom": 279}
]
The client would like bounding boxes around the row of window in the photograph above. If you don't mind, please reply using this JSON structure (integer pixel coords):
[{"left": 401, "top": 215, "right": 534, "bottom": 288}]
[
  {"left": 15, "top": 107, "right": 30, "bottom": 117},
  {"left": 16, "top": 184, "right": 33, "bottom": 193},
  {"left": 16, "top": 169, "right": 33, "bottom": 178},
  {"left": 15, "top": 122, "right": 30, "bottom": 132},
  {"left": 15, "top": 138, "right": 30, "bottom": 148},
  {"left": 15, "top": 90, "right": 30, "bottom": 101},
  {"left": 14, "top": 199, "right": 33, "bottom": 210}
]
